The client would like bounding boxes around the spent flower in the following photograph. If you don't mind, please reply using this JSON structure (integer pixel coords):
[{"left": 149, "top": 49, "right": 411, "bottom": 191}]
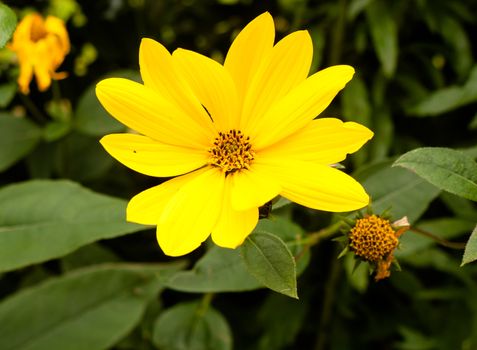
[
  {"left": 345, "top": 213, "right": 410, "bottom": 281},
  {"left": 96, "top": 12, "right": 374, "bottom": 256},
  {"left": 8, "top": 13, "right": 70, "bottom": 94}
]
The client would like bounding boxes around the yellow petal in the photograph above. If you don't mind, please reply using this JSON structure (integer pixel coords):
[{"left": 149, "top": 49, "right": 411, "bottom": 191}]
[
  {"left": 30, "top": 40, "right": 54, "bottom": 91},
  {"left": 157, "top": 167, "right": 225, "bottom": 256},
  {"left": 45, "top": 16, "right": 70, "bottom": 54},
  {"left": 256, "top": 157, "right": 369, "bottom": 212},
  {"left": 139, "top": 39, "right": 214, "bottom": 133},
  {"left": 33, "top": 41, "right": 52, "bottom": 91},
  {"left": 224, "top": 12, "right": 275, "bottom": 109},
  {"left": 127, "top": 170, "right": 202, "bottom": 225},
  {"left": 10, "top": 13, "right": 37, "bottom": 44},
  {"left": 17, "top": 58, "right": 33, "bottom": 94},
  {"left": 100, "top": 133, "right": 208, "bottom": 177},
  {"left": 172, "top": 48, "right": 239, "bottom": 130},
  {"left": 211, "top": 176, "right": 258, "bottom": 248},
  {"left": 241, "top": 30, "right": 312, "bottom": 132},
  {"left": 260, "top": 118, "right": 374, "bottom": 164},
  {"left": 229, "top": 164, "right": 281, "bottom": 211},
  {"left": 96, "top": 78, "right": 211, "bottom": 148},
  {"left": 252, "top": 65, "right": 355, "bottom": 149}
]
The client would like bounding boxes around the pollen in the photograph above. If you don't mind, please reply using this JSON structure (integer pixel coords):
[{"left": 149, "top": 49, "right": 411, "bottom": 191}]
[
  {"left": 209, "top": 129, "right": 255, "bottom": 173},
  {"left": 349, "top": 215, "right": 398, "bottom": 263}
]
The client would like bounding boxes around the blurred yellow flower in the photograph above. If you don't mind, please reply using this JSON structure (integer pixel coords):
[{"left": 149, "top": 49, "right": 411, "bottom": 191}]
[
  {"left": 9, "top": 13, "right": 70, "bottom": 94},
  {"left": 96, "top": 12, "right": 373, "bottom": 256}
]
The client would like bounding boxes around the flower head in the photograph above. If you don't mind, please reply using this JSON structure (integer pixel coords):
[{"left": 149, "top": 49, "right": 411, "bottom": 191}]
[
  {"left": 96, "top": 12, "right": 374, "bottom": 256},
  {"left": 346, "top": 213, "right": 409, "bottom": 280},
  {"left": 349, "top": 215, "right": 398, "bottom": 263},
  {"left": 8, "top": 13, "right": 70, "bottom": 94}
]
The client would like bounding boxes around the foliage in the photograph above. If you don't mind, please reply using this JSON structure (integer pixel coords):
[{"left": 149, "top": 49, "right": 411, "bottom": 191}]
[{"left": 0, "top": 0, "right": 477, "bottom": 349}]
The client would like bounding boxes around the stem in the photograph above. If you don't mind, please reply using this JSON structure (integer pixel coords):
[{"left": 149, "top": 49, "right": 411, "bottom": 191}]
[
  {"left": 52, "top": 80, "right": 62, "bottom": 103},
  {"left": 410, "top": 227, "right": 466, "bottom": 250},
  {"left": 292, "top": 220, "right": 344, "bottom": 263},
  {"left": 304, "top": 220, "right": 344, "bottom": 246},
  {"left": 329, "top": 0, "right": 347, "bottom": 65},
  {"left": 196, "top": 293, "right": 214, "bottom": 317},
  {"left": 314, "top": 247, "right": 342, "bottom": 350},
  {"left": 290, "top": 0, "right": 309, "bottom": 31},
  {"left": 19, "top": 94, "right": 47, "bottom": 123}
]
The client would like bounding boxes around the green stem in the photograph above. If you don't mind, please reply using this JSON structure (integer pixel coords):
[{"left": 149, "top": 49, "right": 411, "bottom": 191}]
[
  {"left": 19, "top": 94, "right": 47, "bottom": 123},
  {"left": 292, "top": 220, "right": 343, "bottom": 262},
  {"left": 52, "top": 80, "right": 62, "bottom": 103},
  {"left": 329, "top": 0, "right": 347, "bottom": 65},
  {"left": 410, "top": 227, "right": 466, "bottom": 250},
  {"left": 314, "top": 247, "right": 342, "bottom": 350},
  {"left": 196, "top": 293, "right": 214, "bottom": 317},
  {"left": 304, "top": 220, "right": 344, "bottom": 246},
  {"left": 290, "top": 0, "right": 309, "bottom": 31}
]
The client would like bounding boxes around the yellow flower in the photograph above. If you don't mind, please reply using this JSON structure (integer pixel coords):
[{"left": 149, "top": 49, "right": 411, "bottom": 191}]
[
  {"left": 96, "top": 12, "right": 374, "bottom": 257},
  {"left": 8, "top": 13, "right": 70, "bottom": 94}
]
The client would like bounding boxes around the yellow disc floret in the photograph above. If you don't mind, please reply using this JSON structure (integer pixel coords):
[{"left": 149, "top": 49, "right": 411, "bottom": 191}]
[
  {"left": 349, "top": 215, "right": 398, "bottom": 262},
  {"left": 209, "top": 129, "right": 255, "bottom": 173}
]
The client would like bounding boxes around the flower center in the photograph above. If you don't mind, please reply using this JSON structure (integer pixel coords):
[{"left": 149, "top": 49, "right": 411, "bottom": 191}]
[
  {"left": 30, "top": 16, "right": 47, "bottom": 42},
  {"left": 349, "top": 215, "right": 398, "bottom": 262},
  {"left": 208, "top": 129, "right": 255, "bottom": 173}
]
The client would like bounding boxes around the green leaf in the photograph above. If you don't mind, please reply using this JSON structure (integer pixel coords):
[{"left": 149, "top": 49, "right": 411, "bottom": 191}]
[
  {"left": 347, "top": 0, "right": 372, "bottom": 20},
  {"left": 116, "top": 297, "right": 163, "bottom": 350},
  {"left": 0, "top": 113, "right": 42, "bottom": 172},
  {"left": 152, "top": 301, "right": 232, "bottom": 350},
  {"left": 362, "top": 165, "right": 441, "bottom": 223},
  {"left": 0, "top": 263, "right": 182, "bottom": 350},
  {"left": 343, "top": 254, "right": 369, "bottom": 293},
  {"left": 55, "top": 133, "right": 115, "bottom": 181},
  {"left": 393, "top": 147, "right": 477, "bottom": 202},
  {"left": 341, "top": 75, "right": 372, "bottom": 166},
  {"left": 166, "top": 246, "right": 261, "bottom": 293},
  {"left": 0, "top": 180, "right": 146, "bottom": 272},
  {"left": 256, "top": 217, "right": 310, "bottom": 275},
  {"left": 462, "top": 224, "right": 477, "bottom": 266},
  {"left": 25, "top": 142, "right": 58, "bottom": 178},
  {"left": 462, "top": 145, "right": 477, "bottom": 159},
  {"left": 60, "top": 243, "right": 120, "bottom": 271},
  {"left": 366, "top": 0, "right": 398, "bottom": 77},
  {"left": 409, "top": 65, "right": 477, "bottom": 116},
  {"left": 309, "top": 26, "right": 325, "bottom": 72},
  {"left": 341, "top": 75, "right": 371, "bottom": 126},
  {"left": 74, "top": 83, "right": 124, "bottom": 136},
  {"left": 469, "top": 112, "right": 477, "bottom": 130},
  {"left": 396, "top": 327, "right": 437, "bottom": 350},
  {"left": 439, "top": 17, "right": 472, "bottom": 79},
  {"left": 440, "top": 192, "right": 477, "bottom": 221},
  {"left": 74, "top": 70, "right": 140, "bottom": 136},
  {"left": 0, "top": 82, "right": 17, "bottom": 108},
  {"left": 272, "top": 196, "right": 291, "bottom": 210},
  {"left": 256, "top": 293, "right": 307, "bottom": 350},
  {"left": 0, "top": 3, "right": 17, "bottom": 48},
  {"left": 43, "top": 120, "right": 71, "bottom": 142},
  {"left": 370, "top": 106, "right": 393, "bottom": 162},
  {"left": 240, "top": 232, "right": 298, "bottom": 299}
]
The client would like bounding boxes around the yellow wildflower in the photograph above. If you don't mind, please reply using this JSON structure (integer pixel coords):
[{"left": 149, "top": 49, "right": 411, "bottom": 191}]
[
  {"left": 96, "top": 12, "right": 374, "bottom": 256},
  {"left": 9, "top": 13, "right": 70, "bottom": 94}
]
